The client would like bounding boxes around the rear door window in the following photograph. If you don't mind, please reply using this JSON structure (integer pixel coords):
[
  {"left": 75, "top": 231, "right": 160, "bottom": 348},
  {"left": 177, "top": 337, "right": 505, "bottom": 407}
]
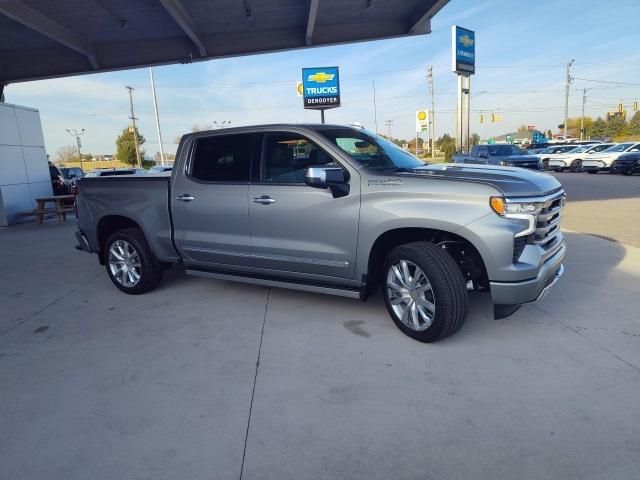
[{"left": 191, "top": 133, "right": 254, "bottom": 182}]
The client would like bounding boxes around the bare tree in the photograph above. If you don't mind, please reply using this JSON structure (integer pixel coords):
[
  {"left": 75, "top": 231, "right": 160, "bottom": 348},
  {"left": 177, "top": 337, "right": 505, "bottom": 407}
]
[{"left": 54, "top": 145, "right": 79, "bottom": 164}]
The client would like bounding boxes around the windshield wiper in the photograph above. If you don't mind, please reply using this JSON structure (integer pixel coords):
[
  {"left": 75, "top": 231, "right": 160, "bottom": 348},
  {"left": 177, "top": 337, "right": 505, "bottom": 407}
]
[{"left": 382, "top": 167, "right": 412, "bottom": 173}]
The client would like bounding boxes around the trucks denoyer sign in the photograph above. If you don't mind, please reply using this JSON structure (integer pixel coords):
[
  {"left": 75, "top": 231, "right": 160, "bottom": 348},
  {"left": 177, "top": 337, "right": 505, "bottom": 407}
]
[{"left": 301, "top": 67, "right": 341, "bottom": 109}]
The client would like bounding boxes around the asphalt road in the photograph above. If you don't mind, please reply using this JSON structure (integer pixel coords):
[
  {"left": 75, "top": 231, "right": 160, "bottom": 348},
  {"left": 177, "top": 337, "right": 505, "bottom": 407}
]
[{"left": 551, "top": 171, "right": 640, "bottom": 247}]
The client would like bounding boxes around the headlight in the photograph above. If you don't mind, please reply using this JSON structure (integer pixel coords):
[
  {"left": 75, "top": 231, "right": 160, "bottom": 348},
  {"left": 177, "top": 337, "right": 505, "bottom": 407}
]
[
  {"left": 500, "top": 160, "right": 514, "bottom": 166},
  {"left": 490, "top": 197, "right": 543, "bottom": 237}
]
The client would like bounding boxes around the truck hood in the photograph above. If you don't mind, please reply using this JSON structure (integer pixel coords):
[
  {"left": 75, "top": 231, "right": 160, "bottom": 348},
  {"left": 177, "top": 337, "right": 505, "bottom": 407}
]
[{"left": 403, "top": 163, "right": 562, "bottom": 197}]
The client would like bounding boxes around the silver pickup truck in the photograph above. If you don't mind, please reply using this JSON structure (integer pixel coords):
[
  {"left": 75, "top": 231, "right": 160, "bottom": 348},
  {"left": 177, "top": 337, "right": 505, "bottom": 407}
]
[{"left": 75, "top": 124, "right": 566, "bottom": 342}]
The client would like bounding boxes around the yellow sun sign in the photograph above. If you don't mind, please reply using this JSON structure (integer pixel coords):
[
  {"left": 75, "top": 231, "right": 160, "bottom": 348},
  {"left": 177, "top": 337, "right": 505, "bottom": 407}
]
[
  {"left": 296, "top": 81, "right": 303, "bottom": 97},
  {"left": 416, "top": 110, "right": 429, "bottom": 131}
]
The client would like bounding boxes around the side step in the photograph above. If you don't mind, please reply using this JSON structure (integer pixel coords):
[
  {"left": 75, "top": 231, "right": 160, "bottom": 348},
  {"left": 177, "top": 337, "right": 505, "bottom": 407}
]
[{"left": 185, "top": 268, "right": 361, "bottom": 299}]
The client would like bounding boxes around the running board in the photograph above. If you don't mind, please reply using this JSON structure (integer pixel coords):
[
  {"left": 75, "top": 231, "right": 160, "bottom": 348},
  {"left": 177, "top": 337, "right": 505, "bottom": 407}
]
[{"left": 185, "top": 268, "right": 361, "bottom": 299}]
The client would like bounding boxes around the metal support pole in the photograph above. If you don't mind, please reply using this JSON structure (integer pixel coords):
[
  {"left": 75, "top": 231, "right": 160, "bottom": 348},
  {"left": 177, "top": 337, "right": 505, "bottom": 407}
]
[
  {"left": 455, "top": 74, "right": 471, "bottom": 154},
  {"left": 463, "top": 75, "right": 471, "bottom": 154},
  {"left": 372, "top": 80, "right": 378, "bottom": 135},
  {"left": 564, "top": 59, "right": 574, "bottom": 139},
  {"left": 126, "top": 86, "right": 142, "bottom": 168},
  {"left": 320, "top": 109, "right": 325, "bottom": 124},
  {"left": 580, "top": 88, "right": 588, "bottom": 141},
  {"left": 149, "top": 68, "right": 166, "bottom": 165},
  {"left": 66, "top": 128, "right": 85, "bottom": 170},
  {"left": 428, "top": 66, "right": 435, "bottom": 157}
]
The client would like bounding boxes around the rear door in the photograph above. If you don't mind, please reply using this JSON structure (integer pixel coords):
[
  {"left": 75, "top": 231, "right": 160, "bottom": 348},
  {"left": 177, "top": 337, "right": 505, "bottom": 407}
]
[
  {"left": 172, "top": 133, "right": 255, "bottom": 268},
  {"left": 247, "top": 131, "right": 360, "bottom": 283}
]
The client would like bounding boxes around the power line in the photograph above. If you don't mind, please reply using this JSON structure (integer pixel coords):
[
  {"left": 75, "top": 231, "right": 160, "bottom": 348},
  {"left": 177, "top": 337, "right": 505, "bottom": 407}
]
[
  {"left": 125, "top": 86, "right": 142, "bottom": 168},
  {"left": 573, "top": 77, "right": 640, "bottom": 86}
]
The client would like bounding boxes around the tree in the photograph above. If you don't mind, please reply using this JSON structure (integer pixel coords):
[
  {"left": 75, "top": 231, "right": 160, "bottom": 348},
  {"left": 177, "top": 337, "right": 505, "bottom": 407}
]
[
  {"left": 627, "top": 111, "right": 640, "bottom": 137},
  {"left": 470, "top": 133, "right": 480, "bottom": 146},
  {"left": 436, "top": 134, "right": 456, "bottom": 161},
  {"left": 116, "top": 126, "right": 145, "bottom": 166},
  {"left": 567, "top": 116, "right": 593, "bottom": 138},
  {"left": 54, "top": 145, "right": 79, "bottom": 164},
  {"left": 590, "top": 117, "right": 607, "bottom": 138},
  {"left": 605, "top": 114, "right": 627, "bottom": 138}
]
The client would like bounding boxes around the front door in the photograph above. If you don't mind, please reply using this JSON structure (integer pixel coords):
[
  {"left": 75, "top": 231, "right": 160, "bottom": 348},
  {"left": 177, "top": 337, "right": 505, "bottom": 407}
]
[
  {"left": 172, "top": 133, "right": 255, "bottom": 269},
  {"left": 248, "top": 132, "right": 360, "bottom": 283}
]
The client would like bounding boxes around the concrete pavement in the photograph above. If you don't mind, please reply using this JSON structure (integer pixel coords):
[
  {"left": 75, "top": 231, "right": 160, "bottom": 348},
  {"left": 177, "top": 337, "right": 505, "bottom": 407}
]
[{"left": 1, "top": 222, "right": 639, "bottom": 480}]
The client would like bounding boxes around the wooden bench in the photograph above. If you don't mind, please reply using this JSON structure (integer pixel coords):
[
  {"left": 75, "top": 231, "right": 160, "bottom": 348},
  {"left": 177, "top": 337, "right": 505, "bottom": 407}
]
[{"left": 26, "top": 195, "right": 76, "bottom": 224}]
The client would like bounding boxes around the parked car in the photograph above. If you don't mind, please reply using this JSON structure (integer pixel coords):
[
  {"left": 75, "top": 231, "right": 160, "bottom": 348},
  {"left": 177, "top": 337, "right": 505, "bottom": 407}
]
[
  {"left": 60, "top": 167, "right": 84, "bottom": 186},
  {"left": 538, "top": 145, "right": 581, "bottom": 169},
  {"left": 610, "top": 151, "right": 640, "bottom": 175},
  {"left": 74, "top": 124, "right": 566, "bottom": 343},
  {"left": 85, "top": 168, "right": 146, "bottom": 177},
  {"left": 452, "top": 144, "right": 543, "bottom": 170},
  {"left": 49, "top": 164, "right": 68, "bottom": 195},
  {"left": 148, "top": 165, "right": 173, "bottom": 174},
  {"left": 582, "top": 142, "right": 640, "bottom": 174},
  {"left": 548, "top": 143, "right": 614, "bottom": 172}
]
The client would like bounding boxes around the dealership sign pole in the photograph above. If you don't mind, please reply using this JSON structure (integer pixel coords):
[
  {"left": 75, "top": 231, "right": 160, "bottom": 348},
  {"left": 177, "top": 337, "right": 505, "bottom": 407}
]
[
  {"left": 451, "top": 26, "right": 475, "bottom": 154},
  {"left": 301, "top": 67, "right": 341, "bottom": 123}
]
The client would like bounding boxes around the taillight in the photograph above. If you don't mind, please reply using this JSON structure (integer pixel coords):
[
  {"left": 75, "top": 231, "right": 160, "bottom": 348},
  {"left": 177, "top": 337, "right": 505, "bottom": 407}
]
[{"left": 72, "top": 184, "right": 79, "bottom": 217}]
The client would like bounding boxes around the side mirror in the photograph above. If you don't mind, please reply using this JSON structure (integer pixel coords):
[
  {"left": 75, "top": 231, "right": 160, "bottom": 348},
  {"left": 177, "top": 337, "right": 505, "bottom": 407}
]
[{"left": 305, "top": 167, "right": 349, "bottom": 198}]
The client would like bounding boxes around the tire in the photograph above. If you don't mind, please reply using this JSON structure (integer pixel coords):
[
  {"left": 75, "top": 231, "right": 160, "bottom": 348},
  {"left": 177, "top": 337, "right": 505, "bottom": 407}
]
[
  {"left": 104, "top": 228, "right": 163, "bottom": 294},
  {"left": 555, "top": 168, "right": 564, "bottom": 173},
  {"left": 622, "top": 171, "right": 632, "bottom": 176},
  {"left": 608, "top": 162, "right": 617, "bottom": 174},
  {"left": 382, "top": 242, "right": 468, "bottom": 342},
  {"left": 542, "top": 160, "right": 549, "bottom": 170},
  {"left": 569, "top": 159, "right": 582, "bottom": 173},
  {"left": 587, "top": 170, "right": 597, "bottom": 174}
]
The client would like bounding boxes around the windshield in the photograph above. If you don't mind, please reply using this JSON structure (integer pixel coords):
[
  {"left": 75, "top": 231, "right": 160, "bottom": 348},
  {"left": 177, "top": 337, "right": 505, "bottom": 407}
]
[
  {"left": 603, "top": 143, "right": 634, "bottom": 152},
  {"left": 571, "top": 146, "right": 590, "bottom": 153},
  {"left": 487, "top": 145, "right": 523, "bottom": 156},
  {"left": 316, "top": 128, "right": 424, "bottom": 171}
]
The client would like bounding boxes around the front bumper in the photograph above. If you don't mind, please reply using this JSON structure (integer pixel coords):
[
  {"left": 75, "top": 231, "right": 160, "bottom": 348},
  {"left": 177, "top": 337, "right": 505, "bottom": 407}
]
[
  {"left": 582, "top": 160, "right": 608, "bottom": 172},
  {"left": 489, "top": 242, "right": 566, "bottom": 305},
  {"left": 75, "top": 229, "right": 92, "bottom": 253},
  {"left": 611, "top": 162, "right": 640, "bottom": 174},
  {"left": 548, "top": 159, "right": 567, "bottom": 169}
]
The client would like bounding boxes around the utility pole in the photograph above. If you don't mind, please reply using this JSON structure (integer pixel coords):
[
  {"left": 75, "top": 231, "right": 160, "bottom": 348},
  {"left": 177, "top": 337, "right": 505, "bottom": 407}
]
[
  {"left": 66, "top": 128, "right": 85, "bottom": 171},
  {"left": 213, "top": 121, "right": 231, "bottom": 129},
  {"left": 385, "top": 119, "right": 394, "bottom": 139},
  {"left": 428, "top": 66, "right": 435, "bottom": 158},
  {"left": 372, "top": 80, "right": 379, "bottom": 135},
  {"left": 125, "top": 86, "right": 142, "bottom": 168},
  {"left": 564, "top": 59, "right": 574, "bottom": 140},
  {"left": 580, "top": 88, "right": 589, "bottom": 141},
  {"left": 149, "top": 68, "right": 166, "bottom": 166}
]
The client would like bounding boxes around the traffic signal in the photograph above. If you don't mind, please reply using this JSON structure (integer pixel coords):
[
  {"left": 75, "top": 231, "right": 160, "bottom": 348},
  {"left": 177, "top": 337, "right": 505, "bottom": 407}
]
[
  {"left": 491, "top": 112, "right": 495, "bottom": 123},
  {"left": 479, "top": 114, "right": 484, "bottom": 123},
  {"left": 618, "top": 103, "right": 624, "bottom": 113},
  {"left": 633, "top": 101, "right": 638, "bottom": 112}
]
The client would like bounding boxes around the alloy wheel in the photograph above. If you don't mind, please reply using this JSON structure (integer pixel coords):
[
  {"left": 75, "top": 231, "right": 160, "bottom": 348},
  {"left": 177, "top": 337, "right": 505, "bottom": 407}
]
[
  {"left": 108, "top": 240, "right": 142, "bottom": 288},
  {"left": 386, "top": 260, "right": 436, "bottom": 331}
]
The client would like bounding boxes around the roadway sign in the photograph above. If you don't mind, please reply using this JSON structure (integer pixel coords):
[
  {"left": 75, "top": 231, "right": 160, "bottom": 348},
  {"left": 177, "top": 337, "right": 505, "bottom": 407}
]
[
  {"left": 301, "top": 66, "right": 341, "bottom": 109},
  {"left": 451, "top": 26, "right": 475, "bottom": 75},
  {"left": 416, "top": 110, "right": 429, "bottom": 132}
]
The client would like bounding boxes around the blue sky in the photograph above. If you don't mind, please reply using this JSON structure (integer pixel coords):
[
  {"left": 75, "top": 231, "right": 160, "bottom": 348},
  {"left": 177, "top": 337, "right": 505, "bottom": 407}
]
[{"left": 6, "top": 0, "right": 640, "bottom": 158}]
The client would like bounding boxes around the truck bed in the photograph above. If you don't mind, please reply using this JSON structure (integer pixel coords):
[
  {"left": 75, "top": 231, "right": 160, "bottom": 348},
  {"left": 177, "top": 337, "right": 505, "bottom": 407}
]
[{"left": 76, "top": 176, "right": 179, "bottom": 262}]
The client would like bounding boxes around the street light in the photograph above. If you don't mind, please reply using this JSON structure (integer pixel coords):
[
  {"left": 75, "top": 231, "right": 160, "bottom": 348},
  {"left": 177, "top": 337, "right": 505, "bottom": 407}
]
[{"left": 66, "top": 128, "right": 86, "bottom": 171}]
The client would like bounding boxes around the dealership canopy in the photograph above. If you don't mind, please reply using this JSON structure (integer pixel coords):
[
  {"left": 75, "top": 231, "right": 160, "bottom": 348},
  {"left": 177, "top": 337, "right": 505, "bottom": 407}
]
[{"left": 0, "top": 0, "right": 449, "bottom": 84}]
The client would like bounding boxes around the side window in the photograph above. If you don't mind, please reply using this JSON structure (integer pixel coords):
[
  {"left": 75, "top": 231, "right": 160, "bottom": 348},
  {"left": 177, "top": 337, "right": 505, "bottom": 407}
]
[
  {"left": 191, "top": 133, "right": 254, "bottom": 182},
  {"left": 261, "top": 133, "right": 336, "bottom": 184}
]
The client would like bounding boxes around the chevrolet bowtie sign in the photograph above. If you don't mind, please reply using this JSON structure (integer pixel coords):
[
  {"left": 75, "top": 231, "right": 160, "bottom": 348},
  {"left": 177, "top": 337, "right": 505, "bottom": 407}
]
[
  {"left": 301, "top": 66, "right": 341, "bottom": 109},
  {"left": 451, "top": 26, "right": 475, "bottom": 75}
]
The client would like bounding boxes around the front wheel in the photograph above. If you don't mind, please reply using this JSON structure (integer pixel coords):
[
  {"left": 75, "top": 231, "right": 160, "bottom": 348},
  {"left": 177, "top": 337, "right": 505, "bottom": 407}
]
[
  {"left": 382, "top": 242, "right": 468, "bottom": 342},
  {"left": 569, "top": 159, "right": 582, "bottom": 173},
  {"left": 104, "top": 228, "right": 163, "bottom": 294}
]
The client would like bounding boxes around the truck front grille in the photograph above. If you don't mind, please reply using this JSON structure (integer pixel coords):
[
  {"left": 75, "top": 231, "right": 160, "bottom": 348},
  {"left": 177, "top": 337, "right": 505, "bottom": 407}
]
[{"left": 533, "top": 192, "right": 565, "bottom": 250}]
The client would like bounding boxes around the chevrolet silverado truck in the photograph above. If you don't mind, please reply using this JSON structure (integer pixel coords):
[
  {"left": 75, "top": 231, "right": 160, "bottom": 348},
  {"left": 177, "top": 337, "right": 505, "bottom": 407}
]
[
  {"left": 452, "top": 144, "right": 543, "bottom": 170},
  {"left": 75, "top": 124, "right": 566, "bottom": 342}
]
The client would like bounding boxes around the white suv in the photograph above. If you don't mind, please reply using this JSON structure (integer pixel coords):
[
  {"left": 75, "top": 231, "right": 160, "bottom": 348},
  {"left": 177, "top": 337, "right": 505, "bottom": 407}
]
[
  {"left": 582, "top": 143, "right": 640, "bottom": 174},
  {"left": 548, "top": 143, "right": 614, "bottom": 172}
]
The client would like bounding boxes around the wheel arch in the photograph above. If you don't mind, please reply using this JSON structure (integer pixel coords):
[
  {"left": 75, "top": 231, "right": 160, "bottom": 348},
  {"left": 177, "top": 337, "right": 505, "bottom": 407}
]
[
  {"left": 96, "top": 215, "right": 143, "bottom": 264},
  {"left": 363, "top": 227, "right": 488, "bottom": 298}
]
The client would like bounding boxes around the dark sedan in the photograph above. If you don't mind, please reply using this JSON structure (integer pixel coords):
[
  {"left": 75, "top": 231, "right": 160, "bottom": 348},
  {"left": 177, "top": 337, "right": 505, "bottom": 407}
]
[{"left": 611, "top": 152, "right": 640, "bottom": 175}]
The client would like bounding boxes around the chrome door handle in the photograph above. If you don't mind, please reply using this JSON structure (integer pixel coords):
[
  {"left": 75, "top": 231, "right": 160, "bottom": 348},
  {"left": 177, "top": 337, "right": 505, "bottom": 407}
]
[
  {"left": 176, "top": 194, "right": 195, "bottom": 202},
  {"left": 253, "top": 196, "right": 276, "bottom": 205}
]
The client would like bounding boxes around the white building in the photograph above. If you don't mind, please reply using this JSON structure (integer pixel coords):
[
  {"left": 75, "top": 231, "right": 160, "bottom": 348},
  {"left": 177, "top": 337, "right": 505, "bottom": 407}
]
[{"left": 0, "top": 102, "right": 51, "bottom": 226}]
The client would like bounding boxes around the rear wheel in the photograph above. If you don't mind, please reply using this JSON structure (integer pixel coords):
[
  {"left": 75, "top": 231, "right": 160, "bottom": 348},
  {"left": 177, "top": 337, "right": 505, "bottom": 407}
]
[
  {"left": 104, "top": 228, "right": 163, "bottom": 294},
  {"left": 569, "top": 159, "right": 582, "bottom": 173},
  {"left": 382, "top": 242, "right": 468, "bottom": 342}
]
